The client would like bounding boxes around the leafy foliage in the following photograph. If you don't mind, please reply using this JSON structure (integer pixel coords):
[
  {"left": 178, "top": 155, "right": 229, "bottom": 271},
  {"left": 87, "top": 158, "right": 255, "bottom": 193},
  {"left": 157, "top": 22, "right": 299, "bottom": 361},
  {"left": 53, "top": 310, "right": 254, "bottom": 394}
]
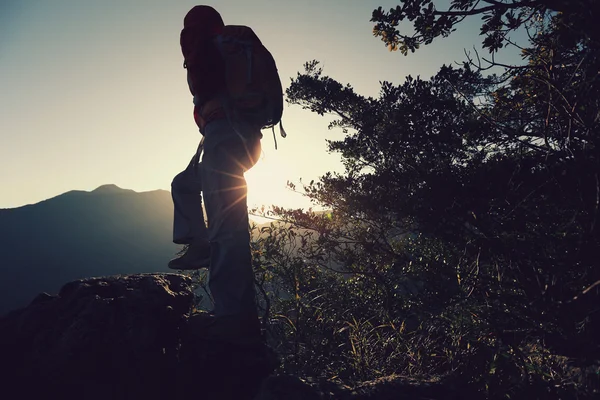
[
  {"left": 371, "top": 0, "right": 600, "bottom": 55},
  {"left": 240, "top": 1, "right": 600, "bottom": 398}
]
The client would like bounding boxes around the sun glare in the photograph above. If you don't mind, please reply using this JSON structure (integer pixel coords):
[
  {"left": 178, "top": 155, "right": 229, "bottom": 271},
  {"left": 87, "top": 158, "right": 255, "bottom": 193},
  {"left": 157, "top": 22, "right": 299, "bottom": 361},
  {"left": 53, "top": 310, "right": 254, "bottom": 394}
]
[{"left": 244, "top": 156, "right": 307, "bottom": 212}]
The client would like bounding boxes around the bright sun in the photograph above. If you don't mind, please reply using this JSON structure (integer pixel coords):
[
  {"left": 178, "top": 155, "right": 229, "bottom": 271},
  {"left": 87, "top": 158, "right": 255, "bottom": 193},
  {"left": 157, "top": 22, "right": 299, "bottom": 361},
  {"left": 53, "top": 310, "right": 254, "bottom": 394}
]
[{"left": 244, "top": 154, "right": 308, "bottom": 212}]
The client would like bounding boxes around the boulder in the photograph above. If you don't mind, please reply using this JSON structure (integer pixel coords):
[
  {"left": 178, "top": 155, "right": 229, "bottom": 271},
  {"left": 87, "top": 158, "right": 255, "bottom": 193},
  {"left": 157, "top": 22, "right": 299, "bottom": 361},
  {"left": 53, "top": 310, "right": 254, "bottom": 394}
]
[{"left": 0, "top": 273, "right": 276, "bottom": 400}]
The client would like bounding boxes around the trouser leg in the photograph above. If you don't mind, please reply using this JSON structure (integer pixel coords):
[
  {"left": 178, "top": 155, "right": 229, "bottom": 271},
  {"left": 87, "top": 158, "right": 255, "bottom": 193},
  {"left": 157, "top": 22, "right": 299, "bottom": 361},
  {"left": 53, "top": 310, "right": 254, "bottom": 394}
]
[
  {"left": 171, "top": 162, "right": 208, "bottom": 245},
  {"left": 202, "top": 138, "right": 259, "bottom": 318}
]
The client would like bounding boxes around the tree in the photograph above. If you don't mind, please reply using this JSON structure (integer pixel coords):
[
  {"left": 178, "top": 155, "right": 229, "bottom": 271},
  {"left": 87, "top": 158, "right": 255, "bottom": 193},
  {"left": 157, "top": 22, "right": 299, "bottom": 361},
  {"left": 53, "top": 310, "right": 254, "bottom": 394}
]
[
  {"left": 369, "top": 1, "right": 600, "bottom": 323},
  {"left": 252, "top": 1, "right": 599, "bottom": 397}
]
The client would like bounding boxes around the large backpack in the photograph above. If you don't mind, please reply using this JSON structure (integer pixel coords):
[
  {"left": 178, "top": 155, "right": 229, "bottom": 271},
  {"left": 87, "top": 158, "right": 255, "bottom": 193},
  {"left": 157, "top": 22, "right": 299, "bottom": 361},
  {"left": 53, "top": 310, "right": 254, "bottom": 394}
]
[{"left": 193, "top": 25, "right": 286, "bottom": 144}]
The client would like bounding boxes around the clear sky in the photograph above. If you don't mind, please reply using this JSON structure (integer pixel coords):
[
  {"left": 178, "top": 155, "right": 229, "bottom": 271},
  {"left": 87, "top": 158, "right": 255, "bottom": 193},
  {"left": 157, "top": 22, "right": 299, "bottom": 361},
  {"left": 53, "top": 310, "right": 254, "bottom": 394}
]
[{"left": 0, "top": 0, "right": 518, "bottom": 210}]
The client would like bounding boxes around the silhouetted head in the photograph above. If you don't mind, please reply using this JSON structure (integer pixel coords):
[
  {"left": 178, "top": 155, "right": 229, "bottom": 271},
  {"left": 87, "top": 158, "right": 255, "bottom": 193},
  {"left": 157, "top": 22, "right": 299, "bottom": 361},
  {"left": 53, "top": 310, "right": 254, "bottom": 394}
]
[{"left": 183, "top": 5, "right": 224, "bottom": 34}]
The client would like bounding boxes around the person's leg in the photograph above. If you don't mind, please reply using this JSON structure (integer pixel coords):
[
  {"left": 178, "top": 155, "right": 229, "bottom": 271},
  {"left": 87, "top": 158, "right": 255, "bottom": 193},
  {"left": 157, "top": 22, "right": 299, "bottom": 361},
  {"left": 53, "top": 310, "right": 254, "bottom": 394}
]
[
  {"left": 169, "top": 161, "right": 211, "bottom": 270},
  {"left": 171, "top": 163, "right": 208, "bottom": 244},
  {"left": 202, "top": 123, "right": 262, "bottom": 341}
]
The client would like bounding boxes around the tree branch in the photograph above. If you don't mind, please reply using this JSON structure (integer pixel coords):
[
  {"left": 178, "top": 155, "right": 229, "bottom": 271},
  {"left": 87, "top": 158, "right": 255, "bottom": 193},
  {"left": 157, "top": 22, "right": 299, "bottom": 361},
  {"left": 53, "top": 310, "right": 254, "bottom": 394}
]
[{"left": 435, "top": 1, "right": 539, "bottom": 17}]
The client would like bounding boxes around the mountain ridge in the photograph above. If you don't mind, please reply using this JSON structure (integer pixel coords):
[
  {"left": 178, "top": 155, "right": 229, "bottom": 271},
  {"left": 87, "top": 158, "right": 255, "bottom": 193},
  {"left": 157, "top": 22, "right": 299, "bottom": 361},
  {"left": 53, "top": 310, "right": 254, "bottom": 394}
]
[
  {"left": 1, "top": 185, "right": 171, "bottom": 211},
  {"left": 0, "top": 185, "right": 177, "bottom": 315}
]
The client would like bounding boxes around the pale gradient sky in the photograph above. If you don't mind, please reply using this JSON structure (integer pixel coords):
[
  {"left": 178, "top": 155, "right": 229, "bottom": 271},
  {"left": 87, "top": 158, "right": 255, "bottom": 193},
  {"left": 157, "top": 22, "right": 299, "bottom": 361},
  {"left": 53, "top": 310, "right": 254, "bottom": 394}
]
[{"left": 0, "top": 0, "right": 518, "bottom": 210}]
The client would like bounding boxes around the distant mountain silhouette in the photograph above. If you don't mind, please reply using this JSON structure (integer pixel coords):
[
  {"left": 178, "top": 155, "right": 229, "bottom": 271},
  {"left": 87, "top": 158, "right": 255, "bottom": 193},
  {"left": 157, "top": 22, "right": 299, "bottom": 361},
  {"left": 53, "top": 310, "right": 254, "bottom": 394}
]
[{"left": 0, "top": 185, "right": 178, "bottom": 315}]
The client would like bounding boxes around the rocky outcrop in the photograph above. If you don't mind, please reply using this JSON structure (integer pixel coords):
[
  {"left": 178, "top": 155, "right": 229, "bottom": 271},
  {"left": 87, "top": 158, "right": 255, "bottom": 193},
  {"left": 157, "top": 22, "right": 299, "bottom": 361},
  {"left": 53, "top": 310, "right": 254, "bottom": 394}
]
[{"left": 0, "top": 273, "right": 279, "bottom": 400}]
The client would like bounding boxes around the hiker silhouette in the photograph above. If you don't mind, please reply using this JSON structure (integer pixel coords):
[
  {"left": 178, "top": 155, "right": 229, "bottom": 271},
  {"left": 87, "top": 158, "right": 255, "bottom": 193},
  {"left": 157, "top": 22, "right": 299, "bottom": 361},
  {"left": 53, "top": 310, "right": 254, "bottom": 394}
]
[{"left": 169, "top": 5, "right": 268, "bottom": 344}]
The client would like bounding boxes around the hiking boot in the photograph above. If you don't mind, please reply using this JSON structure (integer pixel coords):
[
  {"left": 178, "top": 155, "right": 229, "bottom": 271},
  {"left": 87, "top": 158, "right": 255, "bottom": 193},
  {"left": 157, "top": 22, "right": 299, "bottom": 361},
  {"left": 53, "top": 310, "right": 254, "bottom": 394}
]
[{"left": 168, "top": 240, "right": 211, "bottom": 270}]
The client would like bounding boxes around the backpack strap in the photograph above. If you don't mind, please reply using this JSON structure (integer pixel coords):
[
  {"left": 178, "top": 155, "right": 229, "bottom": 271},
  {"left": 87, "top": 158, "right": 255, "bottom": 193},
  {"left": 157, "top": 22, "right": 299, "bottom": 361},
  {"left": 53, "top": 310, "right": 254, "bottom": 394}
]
[
  {"left": 271, "top": 126, "right": 278, "bottom": 150},
  {"left": 279, "top": 120, "right": 287, "bottom": 138},
  {"left": 270, "top": 120, "right": 287, "bottom": 150}
]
